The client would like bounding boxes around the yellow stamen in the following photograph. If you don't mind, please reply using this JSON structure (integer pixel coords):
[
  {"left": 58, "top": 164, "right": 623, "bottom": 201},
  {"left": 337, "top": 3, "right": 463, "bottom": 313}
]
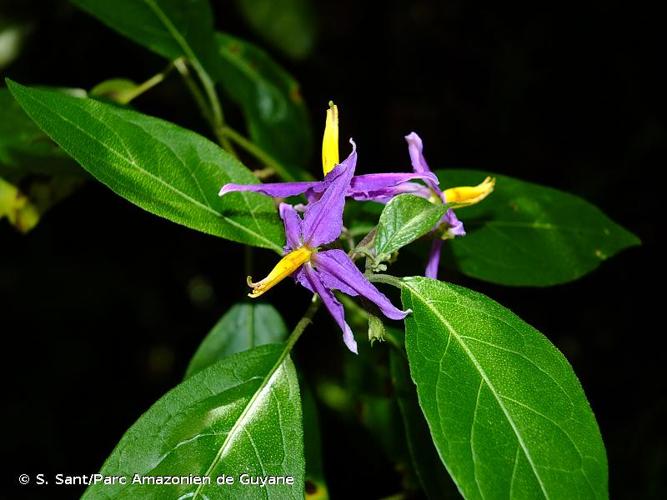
[
  {"left": 322, "top": 101, "right": 339, "bottom": 176},
  {"left": 247, "top": 246, "right": 313, "bottom": 298},
  {"left": 444, "top": 176, "right": 496, "bottom": 208}
]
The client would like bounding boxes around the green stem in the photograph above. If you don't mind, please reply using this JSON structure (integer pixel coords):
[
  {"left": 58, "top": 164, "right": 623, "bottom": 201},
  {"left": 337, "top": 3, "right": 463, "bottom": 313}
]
[
  {"left": 174, "top": 59, "right": 236, "bottom": 154},
  {"left": 220, "top": 126, "right": 298, "bottom": 181},
  {"left": 283, "top": 295, "right": 321, "bottom": 355},
  {"left": 123, "top": 63, "right": 173, "bottom": 103},
  {"left": 368, "top": 273, "right": 405, "bottom": 289}
]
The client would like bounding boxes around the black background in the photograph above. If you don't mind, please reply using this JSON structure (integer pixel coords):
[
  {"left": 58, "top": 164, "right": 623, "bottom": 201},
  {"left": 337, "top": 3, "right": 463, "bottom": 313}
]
[{"left": 1, "top": 0, "right": 664, "bottom": 498}]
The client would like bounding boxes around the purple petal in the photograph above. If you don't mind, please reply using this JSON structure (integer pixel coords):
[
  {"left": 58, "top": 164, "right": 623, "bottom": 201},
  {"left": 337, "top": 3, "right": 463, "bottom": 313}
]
[
  {"left": 425, "top": 238, "right": 442, "bottom": 279},
  {"left": 302, "top": 142, "right": 357, "bottom": 247},
  {"left": 443, "top": 209, "right": 466, "bottom": 237},
  {"left": 350, "top": 172, "right": 439, "bottom": 192},
  {"left": 219, "top": 181, "right": 320, "bottom": 199},
  {"left": 348, "top": 181, "right": 433, "bottom": 203},
  {"left": 313, "top": 249, "right": 409, "bottom": 321},
  {"left": 300, "top": 264, "right": 358, "bottom": 354},
  {"left": 405, "top": 132, "right": 441, "bottom": 194},
  {"left": 279, "top": 203, "right": 302, "bottom": 251}
]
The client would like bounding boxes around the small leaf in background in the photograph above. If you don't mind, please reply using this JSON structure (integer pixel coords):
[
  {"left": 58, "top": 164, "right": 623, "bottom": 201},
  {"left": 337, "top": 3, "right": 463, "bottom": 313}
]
[
  {"left": 83, "top": 344, "right": 304, "bottom": 499},
  {"left": 215, "top": 32, "right": 314, "bottom": 179},
  {"left": 374, "top": 194, "right": 447, "bottom": 260},
  {"left": 389, "top": 348, "right": 460, "bottom": 500},
  {"left": 301, "top": 383, "right": 329, "bottom": 500},
  {"left": 185, "top": 302, "right": 288, "bottom": 378},
  {"left": 89, "top": 78, "right": 141, "bottom": 104},
  {"left": 401, "top": 276, "right": 608, "bottom": 499},
  {"left": 71, "top": 0, "right": 218, "bottom": 76},
  {"left": 8, "top": 81, "right": 284, "bottom": 251},
  {"left": 437, "top": 169, "right": 640, "bottom": 286},
  {"left": 233, "top": 0, "right": 317, "bottom": 60},
  {"left": 0, "top": 177, "right": 39, "bottom": 232},
  {"left": 0, "top": 20, "right": 31, "bottom": 70}
]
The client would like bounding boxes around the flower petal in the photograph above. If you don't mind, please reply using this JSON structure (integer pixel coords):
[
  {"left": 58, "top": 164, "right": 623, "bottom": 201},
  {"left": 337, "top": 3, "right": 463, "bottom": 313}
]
[
  {"left": 219, "top": 181, "right": 320, "bottom": 199},
  {"left": 313, "top": 249, "right": 409, "bottom": 321},
  {"left": 301, "top": 264, "right": 358, "bottom": 354},
  {"left": 279, "top": 203, "right": 302, "bottom": 251},
  {"left": 442, "top": 209, "right": 466, "bottom": 238},
  {"left": 405, "top": 132, "right": 441, "bottom": 193},
  {"left": 350, "top": 172, "right": 439, "bottom": 192},
  {"left": 425, "top": 238, "right": 442, "bottom": 279},
  {"left": 348, "top": 181, "right": 433, "bottom": 203},
  {"left": 302, "top": 141, "right": 357, "bottom": 247}
]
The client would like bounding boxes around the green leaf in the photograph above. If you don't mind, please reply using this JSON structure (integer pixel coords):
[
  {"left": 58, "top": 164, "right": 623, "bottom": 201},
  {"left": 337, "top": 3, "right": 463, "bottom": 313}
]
[
  {"left": 437, "top": 169, "right": 640, "bottom": 286},
  {"left": 185, "top": 302, "right": 288, "bottom": 378},
  {"left": 374, "top": 194, "right": 447, "bottom": 259},
  {"left": 400, "top": 276, "right": 608, "bottom": 499},
  {"left": 71, "top": 0, "right": 217, "bottom": 75},
  {"left": 215, "top": 32, "right": 313, "bottom": 179},
  {"left": 0, "top": 88, "right": 78, "bottom": 180},
  {"left": 234, "top": 0, "right": 317, "bottom": 60},
  {"left": 83, "top": 344, "right": 304, "bottom": 499},
  {"left": 8, "top": 80, "right": 284, "bottom": 251},
  {"left": 389, "top": 349, "right": 460, "bottom": 499}
]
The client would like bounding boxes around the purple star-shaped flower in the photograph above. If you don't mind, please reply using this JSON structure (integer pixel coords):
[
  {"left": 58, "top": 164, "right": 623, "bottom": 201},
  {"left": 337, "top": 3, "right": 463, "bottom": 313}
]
[{"left": 243, "top": 144, "right": 409, "bottom": 354}]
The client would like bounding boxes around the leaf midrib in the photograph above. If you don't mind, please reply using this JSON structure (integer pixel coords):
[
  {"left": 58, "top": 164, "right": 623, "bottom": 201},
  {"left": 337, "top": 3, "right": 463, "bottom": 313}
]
[
  {"left": 192, "top": 345, "right": 293, "bottom": 499},
  {"left": 403, "top": 280, "right": 551, "bottom": 499}
]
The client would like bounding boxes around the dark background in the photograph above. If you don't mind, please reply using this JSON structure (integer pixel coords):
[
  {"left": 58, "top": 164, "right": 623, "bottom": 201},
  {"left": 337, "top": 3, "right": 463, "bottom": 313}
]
[{"left": 1, "top": 0, "right": 663, "bottom": 498}]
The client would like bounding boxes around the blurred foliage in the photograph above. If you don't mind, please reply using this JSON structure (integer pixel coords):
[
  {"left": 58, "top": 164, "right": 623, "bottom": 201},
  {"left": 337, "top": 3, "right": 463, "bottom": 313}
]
[{"left": 233, "top": 0, "right": 317, "bottom": 60}]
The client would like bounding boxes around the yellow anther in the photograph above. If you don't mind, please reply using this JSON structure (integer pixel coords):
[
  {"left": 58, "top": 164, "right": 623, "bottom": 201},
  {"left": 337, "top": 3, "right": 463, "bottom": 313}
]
[
  {"left": 322, "top": 101, "right": 339, "bottom": 176},
  {"left": 444, "top": 176, "right": 496, "bottom": 208},
  {"left": 247, "top": 246, "right": 313, "bottom": 298}
]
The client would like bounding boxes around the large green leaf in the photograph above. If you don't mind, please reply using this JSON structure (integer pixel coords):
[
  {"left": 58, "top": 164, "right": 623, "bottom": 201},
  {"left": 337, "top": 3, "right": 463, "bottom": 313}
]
[
  {"left": 8, "top": 81, "right": 283, "bottom": 250},
  {"left": 186, "top": 302, "right": 288, "bottom": 378},
  {"left": 233, "top": 0, "right": 316, "bottom": 60},
  {"left": 0, "top": 88, "right": 78, "bottom": 180},
  {"left": 84, "top": 344, "right": 304, "bottom": 499},
  {"left": 437, "top": 169, "right": 640, "bottom": 286},
  {"left": 215, "top": 32, "right": 313, "bottom": 179},
  {"left": 389, "top": 349, "right": 459, "bottom": 499},
  {"left": 71, "top": 0, "right": 217, "bottom": 75},
  {"left": 400, "top": 276, "right": 608, "bottom": 499},
  {"left": 374, "top": 194, "right": 447, "bottom": 260}
]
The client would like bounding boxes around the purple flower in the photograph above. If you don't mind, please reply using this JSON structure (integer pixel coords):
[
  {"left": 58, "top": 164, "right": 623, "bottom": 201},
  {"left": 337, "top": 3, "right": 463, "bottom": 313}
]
[
  {"left": 404, "top": 132, "right": 495, "bottom": 278},
  {"left": 244, "top": 146, "right": 409, "bottom": 354}
]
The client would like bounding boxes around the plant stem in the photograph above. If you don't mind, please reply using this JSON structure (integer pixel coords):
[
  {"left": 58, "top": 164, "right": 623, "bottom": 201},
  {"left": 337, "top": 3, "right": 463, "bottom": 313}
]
[
  {"left": 368, "top": 273, "right": 405, "bottom": 289},
  {"left": 283, "top": 295, "right": 321, "bottom": 356},
  {"left": 220, "top": 126, "right": 300, "bottom": 181},
  {"left": 123, "top": 63, "right": 173, "bottom": 103},
  {"left": 173, "top": 58, "right": 237, "bottom": 154}
]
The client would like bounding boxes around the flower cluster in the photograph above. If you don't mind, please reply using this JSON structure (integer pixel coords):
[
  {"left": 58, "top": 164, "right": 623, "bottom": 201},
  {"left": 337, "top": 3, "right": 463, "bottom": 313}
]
[{"left": 219, "top": 103, "right": 494, "bottom": 352}]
